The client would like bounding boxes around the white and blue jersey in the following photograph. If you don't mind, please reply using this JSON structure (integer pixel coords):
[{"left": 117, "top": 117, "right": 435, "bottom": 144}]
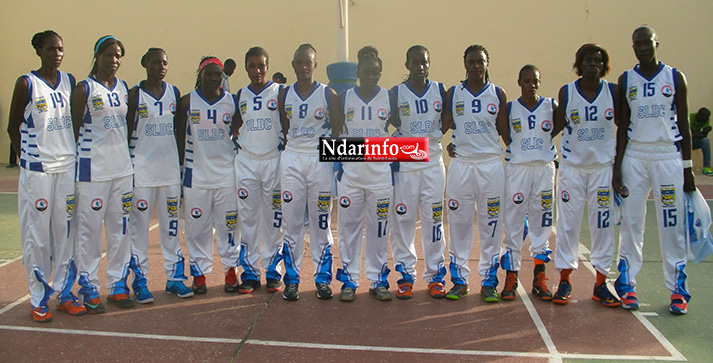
[
  {"left": 622, "top": 62, "right": 681, "bottom": 144},
  {"left": 505, "top": 97, "right": 557, "bottom": 164},
  {"left": 20, "top": 70, "right": 76, "bottom": 173},
  {"left": 76, "top": 76, "right": 133, "bottom": 182},
  {"left": 338, "top": 86, "right": 394, "bottom": 189},
  {"left": 449, "top": 82, "right": 503, "bottom": 159},
  {"left": 282, "top": 82, "right": 333, "bottom": 153},
  {"left": 560, "top": 79, "right": 616, "bottom": 167},
  {"left": 130, "top": 81, "right": 181, "bottom": 187},
  {"left": 391, "top": 80, "right": 445, "bottom": 171},
  {"left": 183, "top": 90, "right": 238, "bottom": 189},
  {"left": 236, "top": 81, "right": 284, "bottom": 156}
]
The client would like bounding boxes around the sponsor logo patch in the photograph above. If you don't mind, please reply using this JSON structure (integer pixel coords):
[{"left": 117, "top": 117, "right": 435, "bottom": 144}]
[
  {"left": 395, "top": 203, "right": 407, "bottom": 215},
  {"left": 238, "top": 188, "right": 249, "bottom": 200},
  {"left": 561, "top": 191, "right": 570, "bottom": 203},
  {"left": 597, "top": 188, "right": 611, "bottom": 208},
  {"left": 661, "top": 186, "right": 676, "bottom": 207},
  {"left": 35, "top": 97, "right": 48, "bottom": 113},
  {"left": 137, "top": 199, "right": 149, "bottom": 211},
  {"left": 282, "top": 191, "right": 293, "bottom": 203},
  {"left": 513, "top": 192, "right": 524, "bottom": 205},
  {"left": 191, "top": 207, "right": 202, "bottom": 219},
  {"left": 190, "top": 110, "right": 201, "bottom": 124},
  {"left": 91, "top": 198, "right": 103, "bottom": 211},
  {"left": 628, "top": 85, "right": 638, "bottom": 101},
  {"left": 376, "top": 199, "right": 390, "bottom": 220},
  {"left": 541, "top": 190, "right": 553, "bottom": 211},
  {"left": 399, "top": 102, "right": 410, "bottom": 116},
  {"left": 432, "top": 201, "right": 443, "bottom": 223},
  {"left": 138, "top": 104, "right": 149, "bottom": 118},
  {"left": 272, "top": 192, "right": 281, "bottom": 210},
  {"left": 339, "top": 196, "right": 351, "bottom": 208},
  {"left": 487, "top": 197, "right": 500, "bottom": 219},
  {"left": 570, "top": 109, "right": 580, "bottom": 124},
  {"left": 66, "top": 196, "right": 74, "bottom": 217},
  {"left": 91, "top": 96, "right": 104, "bottom": 110},
  {"left": 448, "top": 199, "right": 459, "bottom": 211},
  {"left": 512, "top": 118, "right": 522, "bottom": 133},
  {"left": 318, "top": 193, "right": 331, "bottom": 213},
  {"left": 225, "top": 211, "right": 237, "bottom": 231},
  {"left": 122, "top": 193, "right": 132, "bottom": 215},
  {"left": 35, "top": 198, "right": 48, "bottom": 212},
  {"left": 167, "top": 197, "right": 178, "bottom": 218}
]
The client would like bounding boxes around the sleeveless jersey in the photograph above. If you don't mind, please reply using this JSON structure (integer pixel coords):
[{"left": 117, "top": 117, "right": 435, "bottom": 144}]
[
  {"left": 76, "top": 76, "right": 133, "bottom": 182},
  {"left": 338, "top": 86, "right": 394, "bottom": 189},
  {"left": 236, "top": 81, "right": 284, "bottom": 156},
  {"left": 129, "top": 81, "right": 181, "bottom": 187},
  {"left": 449, "top": 82, "right": 503, "bottom": 159},
  {"left": 282, "top": 82, "right": 332, "bottom": 153},
  {"left": 560, "top": 79, "right": 616, "bottom": 167},
  {"left": 391, "top": 80, "right": 445, "bottom": 171},
  {"left": 622, "top": 63, "right": 681, "bottom": 143},
  {"left": 183, "top": 89, "right": 237, "bottom": 189},
  {"left": 505, "top": 97, "right": 557, "bottom": 164},
  {"left": 21, "top": 70, "right": 76, "bottom": 173}
]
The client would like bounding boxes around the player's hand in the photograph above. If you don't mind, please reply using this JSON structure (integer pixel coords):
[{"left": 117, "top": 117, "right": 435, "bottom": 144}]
[
  {"left": 612, "top": 166, "right": 627, "bottom": 195},
  {"left": 447, "top": 143, "right": 457, "bottom": 158},
  {"left": 684, "top": 168, "right": 696, "bottom": 192}
]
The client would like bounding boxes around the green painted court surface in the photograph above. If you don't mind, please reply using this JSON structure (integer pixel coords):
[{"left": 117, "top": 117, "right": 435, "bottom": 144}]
[{"left": 1, "top": 192, "right": 711, "bottom": 362}]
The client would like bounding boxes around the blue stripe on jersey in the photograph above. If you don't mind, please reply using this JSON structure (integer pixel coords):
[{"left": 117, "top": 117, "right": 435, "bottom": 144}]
[
  {"left": 25, "top": 114, "right": 34, "bottom": 128},
  {"left": 672, "top": 67, "right": 679, "bottom": 90},
  {"left": 23, "top": 75, "right": 32, "bottom": 106},
  {"left": 325, "top": 86, "right": 333, "bottom": 111},
  {"left": 507, "top": 101, "right": 512, "bottom": 117},
  {"left": 562, "top": 84, "right": 569, "bottom": 111},
  {"left": 68, "top": 73, "right": 76, "bottom": 89},
  {"left": 495, "top": 86, "right": 502, "bottom": 104},
  {"left": 78, "top": 157, "right": 91, "bottom": 181},
  {"left": 633, "top": 62, "right": 665, "bottom": 82},
  {"left": 438, "top": 82, "right": 446, "bottom": 101},
  {"left": 390, "top": 85, "right": 401, "bottom": 128},
  {"left": 182, "top": 167, "right": 193, "bottom": 188},
  {"left": 387, "top": 90, "right": 396, "bottom": 126},
  {"left": 29, "top": 161, "right": 43, "bottom": 172},
  {"left": 81, "top": 80, "right": 90, "bottom": 102},
  {"left": 608, "top": 83, "right": 616, "bottom": 106}
]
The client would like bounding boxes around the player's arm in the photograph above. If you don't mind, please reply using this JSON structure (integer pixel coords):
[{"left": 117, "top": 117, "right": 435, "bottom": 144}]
[
  {"left": 613, "top": 74, "right": 631, "bottom": 194},
  {"left": 176, "top": 94, "right": 190, "bottom": 166},
  {"left": 674, "top": 70, "right": 695, "bottom": 192},
  {"left": 328, "top": 88, "right": 344, "bottom": 137},
  {"left": 551, "top": 86, "right": 567, "bottom": 138},
  {"left": 278, "top": 87, "right": 289, "bottom": 142},
  {"left": 70, "top": 82, "right": 88, "bottom": 141},
  {"left": 441, "top": 87, "right": 454, "bottom": 134},
  {"left": 7, "top": 76, "right": 29, "bottom": 156},
  {"left": 496, "top": 87, "right": 509, "bottom": 146},
  {"left": 126, "top": 86, "right": 139, "bottom": 143},
  {"left": 232, "top": 89, "right": 243, "bottom": 139}
]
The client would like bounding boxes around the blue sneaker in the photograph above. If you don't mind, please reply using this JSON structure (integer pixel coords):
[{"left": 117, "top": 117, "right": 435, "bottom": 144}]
[
  {"left": 134, "top": 286, "right": 154, "bottom": 304},
  {"left": 165, "top": 281, "right": 195, "bottom": 298},
  {"left": 620, "top": 291, "right": 639, "bottom": 310}
]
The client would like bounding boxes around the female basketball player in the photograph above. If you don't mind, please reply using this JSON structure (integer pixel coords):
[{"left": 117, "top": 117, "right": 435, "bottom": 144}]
[
  {"left": 71, "top": 35, "right": 134, "bottom": 312},
  {"left": 177, "top": 57, "right": 240, "bottom": 295},
  {"left": 443, "top": 44, "right": 508, "bottom": 303},
  {"left": 126, "top": 48, "right": 193, "bottom": 303},
  {"left": 551, "top": 43, "right": 620, "bottom": 307},
  {"left": 278, "top": 44, "right": 343, "bottom": 301},
  {"left": 8, "top": 30, "right": 86, "bottom": 322},
  {"left": 500, "top": 65, "right": 557, "bottom": 302},
  {"left": 335, "top": 46, "right": 394, "bottom": 302},
  {"left": 233, "top": 47, "right": 285, "bottom": 294},
  {"left": 390, "top": 45, "right": 448, "bottom": 300}
]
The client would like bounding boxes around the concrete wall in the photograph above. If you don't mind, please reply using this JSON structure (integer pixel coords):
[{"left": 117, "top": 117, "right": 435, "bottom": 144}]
[{"left": 2, "top": 0, "right": 712, "bottom": 161}]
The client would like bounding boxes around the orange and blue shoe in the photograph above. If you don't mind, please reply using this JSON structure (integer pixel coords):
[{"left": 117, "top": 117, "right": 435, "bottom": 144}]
[
  {"left": 620, "top": 291, "right": 639, "bottom": 310},
  {"left": 57, "top": 299, "right": 88, "bottom": 316},
  {"left": 396, "top": 282, "right": 413, "bottom": 300},
  {"left": 30, "top": 305, "right": 52, "bottom": 323},
  {"left": 592, "top": 283, "right": 620, "bottom": 307},
  {"left": 552, "top": 280, "right": 572, "bottom": 305},
  {"left": 669, "top": 294, "right": 688, "bottom": 315},
  {"left": 501, "top": 271, "right": 519, "bottom": 301},
  {"left": 428, "top": 282, "right": 446, "bottom": 298}
]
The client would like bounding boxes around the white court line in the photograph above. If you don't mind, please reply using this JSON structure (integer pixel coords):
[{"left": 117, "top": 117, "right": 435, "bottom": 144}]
[
  {"left": 244, "top": 339, "right": 552, "bottom": 358},
  {"left": 0, "top": 223, "right": 159, "bottom": 317},
  {"left": 516, "top": 283, "right": 562, "bottom": 363},
  {"left": 0, "top": 325, "right": 240, "bottom": 344},
  {"left": 0, "top": 255, "right": 22, "bottom": 268},
  {"left": 577, "top": 244, "right": 686, "bottom": 362}
]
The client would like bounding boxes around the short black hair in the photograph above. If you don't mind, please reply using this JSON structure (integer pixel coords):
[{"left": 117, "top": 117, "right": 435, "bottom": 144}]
[{"left": 573, "top": 43, "right": 610, "bottom": 77}]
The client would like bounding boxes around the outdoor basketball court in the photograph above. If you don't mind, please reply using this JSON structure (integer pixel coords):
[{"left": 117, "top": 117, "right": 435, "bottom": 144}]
[{"left": 1, "top": 167, "right": 711, "bottom": 362}]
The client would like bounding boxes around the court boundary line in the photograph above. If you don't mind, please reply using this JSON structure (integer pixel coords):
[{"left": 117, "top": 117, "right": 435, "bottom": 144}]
[
  {"left": 577, "top": 244, "right": 686, "bottom": 361},
  {"left": 0, "top": 223, "right": 689, "bottom": 361}
]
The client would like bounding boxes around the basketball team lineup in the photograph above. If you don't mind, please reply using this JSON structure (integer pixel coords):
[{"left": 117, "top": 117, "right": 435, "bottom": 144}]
[{"left": 8, "top": 23, "right": 699, "bottom": 328}]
